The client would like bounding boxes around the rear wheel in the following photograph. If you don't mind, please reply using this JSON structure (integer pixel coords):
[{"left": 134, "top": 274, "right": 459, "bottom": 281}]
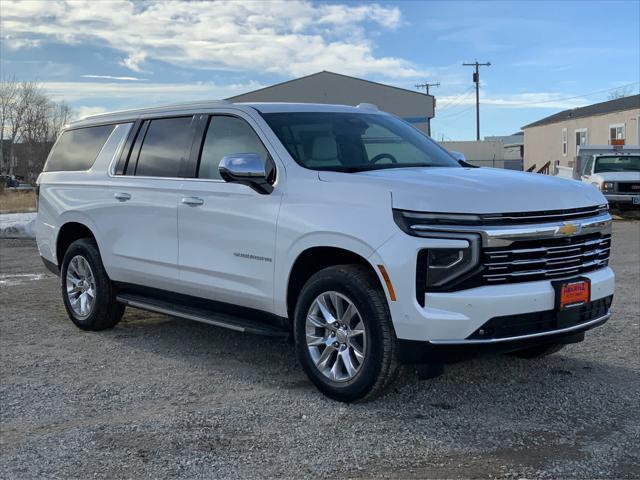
[
  {"left": 294, "top": 265, "right": 399, "bottom": 402},
  {"left": 509, "top": 343, "right": 565, "bottom": 359},
  {"left": 60, "top": 238, "right": 124, "bottom": 331}
]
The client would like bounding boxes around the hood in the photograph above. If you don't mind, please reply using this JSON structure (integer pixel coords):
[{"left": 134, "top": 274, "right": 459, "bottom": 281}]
[
  {"left": 319, "top": 167, "right": 606, "bottom": 214},
  {"left": 592, "top": 171, "right": 640, "bottom": 182}
]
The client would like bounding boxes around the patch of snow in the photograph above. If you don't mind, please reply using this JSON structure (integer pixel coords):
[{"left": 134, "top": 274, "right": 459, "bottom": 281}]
[
  {"left": 0, "top": 212, "right": 37, "bottom": 239},
  {"left": 0, "top": 273, "right": 49, "bottom": 287}
]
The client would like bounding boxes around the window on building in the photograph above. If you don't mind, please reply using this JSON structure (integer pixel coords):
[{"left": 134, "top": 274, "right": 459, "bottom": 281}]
[
  {"left": 575, "top": 129, "right": 588, "bottom": 156},
  {"left": 609, "top": 123, "right": 625, "bottom": 143},
  {"left": 562, "top": 128, "right": 567, "bottom": 157}
]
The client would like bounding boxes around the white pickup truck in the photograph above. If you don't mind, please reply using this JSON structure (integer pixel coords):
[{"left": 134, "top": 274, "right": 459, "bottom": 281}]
[
  {"left": 36, "top": 101, "right": 614, "bottom": 402},
  {"left": 575, "top": 145, "right": 640, "bottom": 209}
]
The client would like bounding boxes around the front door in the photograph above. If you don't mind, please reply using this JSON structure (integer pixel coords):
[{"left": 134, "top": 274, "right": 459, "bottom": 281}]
[{"left": 177, "top": 114, "right": 282, "bottom": 312}]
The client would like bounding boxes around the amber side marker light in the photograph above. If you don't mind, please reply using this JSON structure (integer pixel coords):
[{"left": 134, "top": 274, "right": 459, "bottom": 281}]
[{"left": 377, "top": 265, "right": 397, "bottom": 301}]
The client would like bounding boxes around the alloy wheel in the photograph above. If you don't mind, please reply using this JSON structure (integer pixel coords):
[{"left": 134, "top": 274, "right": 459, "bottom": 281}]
[
  {"left": 66, "top": 255, "right": 96, "bottom": 318},
  {"left": 305, "top": 291, "right": 367, "bottom": 382}
]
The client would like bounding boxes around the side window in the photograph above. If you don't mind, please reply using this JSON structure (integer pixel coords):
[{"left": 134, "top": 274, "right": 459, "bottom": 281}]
[
  {"left": 583, "top": 156, "right": 594, "bottom": 176},
  {"left": 44, "top": 125, "right": 115, "bottom": 172},
  {"left": 198, "top": 116, "right": 269, "bottom": 180},
  {"left": 133, "top": 116, "right": 194, "bottom": 177}
]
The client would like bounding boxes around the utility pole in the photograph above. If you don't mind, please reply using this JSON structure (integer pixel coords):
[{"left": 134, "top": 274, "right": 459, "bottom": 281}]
[
  {"left": 462, "top": 61, "right": 491, "bottom": 140},
  {"left": 415, "top": 82, "right": 439, "bottom": 136}
]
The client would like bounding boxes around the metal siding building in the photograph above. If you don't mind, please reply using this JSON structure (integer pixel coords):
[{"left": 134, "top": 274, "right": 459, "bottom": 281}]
[
  {"left": 522, "top": 94, "right": 640, "bottom": 172},
  {"left": 227, "top": 71, "right": 435, "bottom": 134}
]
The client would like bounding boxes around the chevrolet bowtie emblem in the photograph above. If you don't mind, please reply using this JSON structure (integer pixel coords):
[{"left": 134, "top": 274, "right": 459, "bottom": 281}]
[{"left": 556, "top": 222, "right": 580, "bottom": 236}]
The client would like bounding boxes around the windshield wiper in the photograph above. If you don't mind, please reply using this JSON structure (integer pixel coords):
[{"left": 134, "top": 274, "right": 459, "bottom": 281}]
[{"left": 341, "top": 163, "right": 436, "bottom": 173}]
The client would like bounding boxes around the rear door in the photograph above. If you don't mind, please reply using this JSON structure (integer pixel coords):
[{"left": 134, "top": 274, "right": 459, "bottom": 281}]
[
  {"left": 177, "top": 113, "right": 283, "bottom": 312},
  {"left": 103, "top": 115, "right": 196, "bottom": 291}
]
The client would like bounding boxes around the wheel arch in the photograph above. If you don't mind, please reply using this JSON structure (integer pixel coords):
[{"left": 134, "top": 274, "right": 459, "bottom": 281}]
[
  {"left": 285, "top": 245, "right": 388, "bottom": 321},
  {"left": 56, "top": 222, "right": 99, "bottom": 266}
]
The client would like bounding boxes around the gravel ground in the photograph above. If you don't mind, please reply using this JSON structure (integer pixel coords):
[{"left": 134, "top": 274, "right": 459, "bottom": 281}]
[{"left": 1, "top": 221, "right": 639, "bottom": 479}]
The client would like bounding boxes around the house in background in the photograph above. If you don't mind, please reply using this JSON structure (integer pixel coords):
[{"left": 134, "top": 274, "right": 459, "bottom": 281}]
[
  {"left": 441, "top": 132, "right": 524, "bottom": 170},
  {"left": 227, "top": 71, "right": 435, "bottom": 135},
  {"left": 522, "top": 94, "right": 640, "bottom": 173}
]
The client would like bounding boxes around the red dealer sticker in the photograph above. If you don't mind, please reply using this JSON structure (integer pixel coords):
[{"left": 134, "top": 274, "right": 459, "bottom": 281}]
[{"left": 555, "top": 279, "right": 591, "bottom": 310}]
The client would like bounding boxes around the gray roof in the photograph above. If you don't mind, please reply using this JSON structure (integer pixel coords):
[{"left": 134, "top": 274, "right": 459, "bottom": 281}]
[
  {"left": 226, "top": 70, "right": 433, "bottom": 101},
  {"left": 522, "top": 94, "right": 640, "bottom": 129}
]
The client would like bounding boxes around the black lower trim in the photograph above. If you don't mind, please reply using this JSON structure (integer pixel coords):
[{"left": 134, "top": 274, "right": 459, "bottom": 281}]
[
  {"left": 468, "top": 295, "right": 612, "bottom": 340},
  {"left": 41, "top": 256, "right": 60, "bottom": 276},
  {"left": 397, "top": 330, "right": 589, "bottom": 364},
  {"left": 113, "top": 282, "right": 290, "bottom": 332}
]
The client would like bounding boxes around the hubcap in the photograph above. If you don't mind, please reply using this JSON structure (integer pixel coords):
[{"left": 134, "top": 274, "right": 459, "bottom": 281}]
[
  {"left": 66, "top": 255, "right": 96, "bottom": 318},
  {"left": 305, "top": 291, "right": 367, "bottom": 382}
]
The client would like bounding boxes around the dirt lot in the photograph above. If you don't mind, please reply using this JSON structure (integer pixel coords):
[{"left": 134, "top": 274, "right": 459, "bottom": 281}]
[{"left": 1, "top": 222, "right": 638, "bottom": 479}]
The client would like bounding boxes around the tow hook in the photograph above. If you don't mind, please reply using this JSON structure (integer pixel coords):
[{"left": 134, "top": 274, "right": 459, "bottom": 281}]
[{"left": 416, "top": 363, "right": 444, "bottom": 380}]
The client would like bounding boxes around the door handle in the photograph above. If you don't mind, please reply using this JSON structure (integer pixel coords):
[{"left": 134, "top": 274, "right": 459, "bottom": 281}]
[
  {"left": 181, "top": 196, "right": 204, "bottom": 206},
  {"left": 114, "top": 192, "right": 131, "bottom": 202}
]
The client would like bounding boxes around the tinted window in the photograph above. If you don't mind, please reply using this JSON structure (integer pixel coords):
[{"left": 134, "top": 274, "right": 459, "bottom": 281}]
[
  {"left": 44, "top": 125, "right": 115, "bottom": 172},
  {"left": 594, "top": 155, "right": 640, "bottom": 173},
  {"left": 134, "top": 117, "right": 193, "bottom": 177},
  {"left": 262, "top": 112, "right": 459, "bottom": 172},
  {"left": 198, "top": 116, "right": 268, "bottom": 180}
]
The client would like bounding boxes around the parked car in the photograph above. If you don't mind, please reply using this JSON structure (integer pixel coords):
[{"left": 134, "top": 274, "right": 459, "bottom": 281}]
[
  {"left": 36, "top": 101, "right": 615, "bottom": 402},
  {"left": 576, "top": 145, "right": 640, "bottom": 209}
]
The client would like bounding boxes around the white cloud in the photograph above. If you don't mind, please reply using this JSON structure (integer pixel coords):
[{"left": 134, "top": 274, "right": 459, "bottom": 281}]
[
  {"left": 1, "top": 0, "right": 421, "bottom": 79},
  {"left": 437, "top": 92, "right": 596, "bottom": 111},
  {"left": 82, "top": 75, "right": 147, "bottom": 81},
  {"left": 119, "top": 51, "right": 148, "bottom": 73},
  {"left": 41, "top": 80, "right": 266, "bottom": 104}
]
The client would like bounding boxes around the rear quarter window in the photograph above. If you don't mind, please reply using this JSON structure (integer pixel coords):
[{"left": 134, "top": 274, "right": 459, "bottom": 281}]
[{"left": 44, "top": 125, "right": 115, "bottom": 172}]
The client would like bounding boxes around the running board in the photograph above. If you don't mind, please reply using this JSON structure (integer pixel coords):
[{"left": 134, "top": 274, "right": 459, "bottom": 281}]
[{"left": 116, "top": 293, "right": 288, "bottom": 337}]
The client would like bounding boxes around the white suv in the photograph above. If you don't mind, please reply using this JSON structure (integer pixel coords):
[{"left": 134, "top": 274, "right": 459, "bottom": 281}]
[{"left": 36, "top": 101, "right": 615, "bottom": 402}]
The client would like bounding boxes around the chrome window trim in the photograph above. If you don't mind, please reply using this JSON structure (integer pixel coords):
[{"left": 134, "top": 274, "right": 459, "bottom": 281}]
[{"left": 429, "top": 313, "right": 610, "bottom": 345}]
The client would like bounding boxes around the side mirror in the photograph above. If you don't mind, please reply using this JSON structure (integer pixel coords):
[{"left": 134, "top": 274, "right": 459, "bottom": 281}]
[
  {"left": 450, "top": 150, "right": 466, "bottom": 162},
  {"left": 219, "top": 153, "right": 274, "bottom": 194},
  {"left": 449, "top": 150, "right": 478, "bottom": 168}
]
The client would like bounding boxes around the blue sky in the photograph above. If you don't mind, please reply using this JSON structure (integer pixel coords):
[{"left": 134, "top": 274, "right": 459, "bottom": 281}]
[{"left": 2, "top": 0, "right": 639, "bottom": 140}]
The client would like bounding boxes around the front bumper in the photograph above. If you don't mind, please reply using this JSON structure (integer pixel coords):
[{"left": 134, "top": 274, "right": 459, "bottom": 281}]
[
  {"left": 604, "top": 193, "right": 640, "bottom": 205},
  {"left": 371, "top": 217, "right": 615, "bottom": 343}
]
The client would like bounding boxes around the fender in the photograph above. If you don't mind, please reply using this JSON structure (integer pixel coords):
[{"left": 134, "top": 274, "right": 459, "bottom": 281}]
[{"left": 273, "top": 231, "right": 394, "bottom": 317}]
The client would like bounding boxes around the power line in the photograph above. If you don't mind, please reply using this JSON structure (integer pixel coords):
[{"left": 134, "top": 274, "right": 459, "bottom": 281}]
[
  {"left": 463, "top": 61, "right": 491, "bottom": 140},
  {"left": 437, "top": 86, "right": 475, "bottom": 110},
  {"left": 496, "top": 82, "right": 640, "bottom": 108},
  {"left": 414, "top": 81, "right": 439, "bottom": 135}
]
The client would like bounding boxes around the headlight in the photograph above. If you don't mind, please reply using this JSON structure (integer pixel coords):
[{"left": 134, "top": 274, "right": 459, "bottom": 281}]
[
  {"left": 420, "top": 244, "right": 479, "bottom": 289},
  {"left": 600, "top": 182, "right": 615, "bottom": 191}
]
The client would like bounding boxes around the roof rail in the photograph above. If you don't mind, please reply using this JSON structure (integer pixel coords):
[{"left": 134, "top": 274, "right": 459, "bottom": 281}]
[{"left": 83, "top": 99, "right": 232, "bottom": 121}]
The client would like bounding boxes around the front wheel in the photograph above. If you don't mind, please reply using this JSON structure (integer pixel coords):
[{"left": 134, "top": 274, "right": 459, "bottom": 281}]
[{"left": 294, "top": 265, "right": 399, "bottom": 402}]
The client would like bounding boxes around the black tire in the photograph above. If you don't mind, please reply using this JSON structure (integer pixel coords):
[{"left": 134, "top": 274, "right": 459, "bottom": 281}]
[
  {"left": 293, "top": 264, "right": 399, "bottom": 402},
  {"left": 509, "top": 343, "right": 566, "bottom": 359},
  {"left": 60, "top": 238, "right": 124, "bottom": 331}
]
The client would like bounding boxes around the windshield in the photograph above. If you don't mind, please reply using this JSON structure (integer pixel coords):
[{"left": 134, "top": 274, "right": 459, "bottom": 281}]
[
  {"left": 261, "top": 112, "right": 460, "bottom": 172},
  {"left": 594, "top": 155, "right": 640, "bottom": 173}
]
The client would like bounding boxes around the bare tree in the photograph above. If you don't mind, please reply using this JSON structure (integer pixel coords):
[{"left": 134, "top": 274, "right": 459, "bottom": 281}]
[{"left": 0, "top": 77, "right": 73, "bottom": 181}]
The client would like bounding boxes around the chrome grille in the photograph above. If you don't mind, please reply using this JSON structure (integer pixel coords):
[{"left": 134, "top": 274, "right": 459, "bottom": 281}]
[
  {"left": 482, "top": 233, "right": 611, "bottom": 284},
  {"left": 617, "top": 182, "right": 640, "bottom": 194}
]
